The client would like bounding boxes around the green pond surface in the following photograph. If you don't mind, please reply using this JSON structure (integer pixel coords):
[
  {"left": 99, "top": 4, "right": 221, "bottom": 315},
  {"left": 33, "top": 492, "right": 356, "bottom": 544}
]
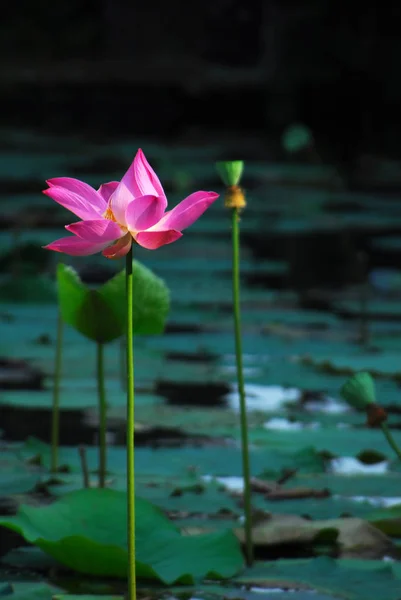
[{"left": 2, "top": 128, "right": 401, "bottom": 598}]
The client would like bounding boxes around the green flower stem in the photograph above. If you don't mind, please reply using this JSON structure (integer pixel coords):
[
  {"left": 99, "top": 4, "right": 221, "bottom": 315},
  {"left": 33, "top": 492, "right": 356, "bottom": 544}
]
[
  {"left": 120, "top": 336, "right": 127, "bottom": 391},
  {"left": 51, "top": 308, "right": 63, "bottom": 473},
  {"left": 381, "top": 422, "right": 401, "bottom": 461},
  {"left": 126, "top": 246, "right": 136, "bottom": 600},
  {"left": 96, "top": 342, "right": 107, "bottom": 488},
  {"left": 231, "top": 207, "right": 253, "bottom": 566}
]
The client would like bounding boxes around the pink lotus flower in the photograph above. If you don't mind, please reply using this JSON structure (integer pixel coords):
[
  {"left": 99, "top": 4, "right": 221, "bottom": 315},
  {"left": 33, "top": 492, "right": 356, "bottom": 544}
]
[{"left": 43, "top": 149, "right": 219, "bottom": 258}]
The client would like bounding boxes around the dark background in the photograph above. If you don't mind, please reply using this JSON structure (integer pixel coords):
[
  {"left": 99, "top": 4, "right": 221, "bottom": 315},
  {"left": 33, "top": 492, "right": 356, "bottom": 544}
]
[{"left": 3, "top": 0, "right": 401, "bottom": 173}]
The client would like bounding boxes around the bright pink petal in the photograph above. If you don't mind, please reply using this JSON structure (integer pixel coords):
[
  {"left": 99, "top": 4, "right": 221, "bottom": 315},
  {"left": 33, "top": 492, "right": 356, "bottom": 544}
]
[
  {"left": 102, "top": 233, "right": 132, "bottom": 259},
  {"left": 47, "top": 178, "right": 106, "bottom": 210},
  {"left": 121, "top": 149, "right": 166, "bottom": 199},
  {"left": 98, "top": 181, "right": 119, "bottom": 202},
  {"left": 107, "top": 182, "right": 134, "bottom": 226},
  {"left": 43, "top": 237, "right": 109, "bottom": 256},
  {"left": 43, "top": 187, "right": 105, "bottom": 221},
  {"left": 125, "top": 195, "right": 166, "bottom": 232},
  {"left": 105, "top": 150, "right": 167, "bottom": 226},
  {"left": 65, "top": 219, "right": 123, "bottom": 243},
  {"left": 153, "top": 191, "right": 219, "bottom": 232},
  {"left": 135, "top": 229, "right": 182, "bottom": 250}
]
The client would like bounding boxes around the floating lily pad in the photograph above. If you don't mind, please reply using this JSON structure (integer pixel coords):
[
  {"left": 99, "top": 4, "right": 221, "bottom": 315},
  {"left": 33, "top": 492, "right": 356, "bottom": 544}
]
[
  {"left": 367, "top": 503, "right": 401, "bottom": 536},
  {"left": 0, "top": 583, "right": 56, "bottom": 599},
  {"left": 305, "top": 352, "right": 401, "bottom": 379},
  {"left": 235, "top": 557, "right": 401, "bottom": 600},
  {"left": 335, "top": 299, "right": 401, "bottom": 320},
  {"left": 0, "top": 275, "right": 56, "bottom": 304},
  {"left": 54, "top": 596, "right": 123, "bottom": 600}
]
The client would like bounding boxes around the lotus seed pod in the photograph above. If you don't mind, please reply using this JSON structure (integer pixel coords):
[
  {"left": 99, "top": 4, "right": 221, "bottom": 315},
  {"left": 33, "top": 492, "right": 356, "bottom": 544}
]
[
  {"left": 340, "top": 372, "right": 376, "bottom": 410},
  {"left": 216, "top": 161, "right": 244, "bottom": 187}
]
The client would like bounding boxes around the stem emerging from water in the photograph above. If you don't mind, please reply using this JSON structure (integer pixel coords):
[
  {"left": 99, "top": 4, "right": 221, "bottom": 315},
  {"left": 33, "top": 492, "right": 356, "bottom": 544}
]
[
  {"left": 126, "top": 247, "right": 136, "bottom": 600},
  {"left": 231, "top": 207, "right": 253, "bottom": 566},
  {"left": 96, "top": 342, "right": 107, "bottom": 487},
  {"left": 51, "top": 308, "right": 63, "bottom": 473},
  {"left": 381, "top": 422, "right": 401, "bottom": 461},
  {"left": 78, "top": 445, "right": 90, "bottom": 488}
]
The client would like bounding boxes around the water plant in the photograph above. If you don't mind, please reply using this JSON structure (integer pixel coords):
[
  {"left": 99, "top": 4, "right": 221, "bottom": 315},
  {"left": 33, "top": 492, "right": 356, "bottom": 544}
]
[
  {"left": 341, "top": 371, "right": 401, "bottom": 461},
  {"left": 42, "top": 149, "right": 219, "bottom": 600},
  {"left": 216, "top": 160, "right": 253, "bottom": 566},
  {"left": 56, "top": 262, "right": 132, "bottom": 487}
]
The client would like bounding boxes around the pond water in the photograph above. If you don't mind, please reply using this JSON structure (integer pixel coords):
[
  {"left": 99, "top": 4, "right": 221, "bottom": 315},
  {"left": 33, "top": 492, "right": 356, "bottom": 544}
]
[{"left": 2, "top": 128, "right": 401, "bottom": 598}]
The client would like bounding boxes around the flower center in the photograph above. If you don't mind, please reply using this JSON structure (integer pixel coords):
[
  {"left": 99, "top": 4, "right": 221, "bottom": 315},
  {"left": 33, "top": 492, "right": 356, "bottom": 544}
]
[
  {"left": 103, "top": 205, "right": 117, "bottom": 222},
  {"left": 103, "top": 204, "right": 129, "bottom": 234}
]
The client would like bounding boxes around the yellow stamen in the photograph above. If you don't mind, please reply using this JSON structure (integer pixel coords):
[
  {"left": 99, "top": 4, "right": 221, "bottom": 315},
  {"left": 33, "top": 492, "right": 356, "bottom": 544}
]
[
  {"left": 103, "top": 205, "right": 117, "bottom": 222},
  {"left": 224, "top": 185, "right": 247, "bottom": 210}
]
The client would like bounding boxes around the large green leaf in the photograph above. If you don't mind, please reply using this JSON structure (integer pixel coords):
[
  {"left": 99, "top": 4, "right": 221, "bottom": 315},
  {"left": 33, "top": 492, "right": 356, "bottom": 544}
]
[
  {"left": 56, "top": 260, "right": 169, "bottom": 342},
  {"left": 0, "top": 488, "right": 243, "bottom": 583},
  {"left": 104, "top": 260, "right": 170, "bottom": 335},
  {"left": 57, "top": 264, "right": 121, "bottom": 343}
]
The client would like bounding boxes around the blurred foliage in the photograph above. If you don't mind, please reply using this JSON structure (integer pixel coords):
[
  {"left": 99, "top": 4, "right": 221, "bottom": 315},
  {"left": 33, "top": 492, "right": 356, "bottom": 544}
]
[
  {"left": 2, "top": 0, "right": 102, "bottom": 59},
  {"left": 2, "top": 0, "right": 401, "bottom": 158},
  {"left": 282, "top": 124, "right": 313, "bottom": 154}
]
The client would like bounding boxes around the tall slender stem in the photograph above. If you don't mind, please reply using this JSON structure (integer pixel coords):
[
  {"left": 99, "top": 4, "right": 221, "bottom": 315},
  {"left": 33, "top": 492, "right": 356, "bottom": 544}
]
[
  {"left": 96, "top": 342, "right": 107, "bottom": 487},
  {"left": 231, "top": 208, "right": 253, "bottom": 566},
  {"left": 120, "top": 336, "right": 127, "bottom": 391},
  {"left": 126, "top": 247, "right": 136, "bottom": 600},
  {"left": 381, "top": 422, "right": 401, "bottom": 461},
  {"left": 51, "top": 308, "right": 63, "bottom": 473}
]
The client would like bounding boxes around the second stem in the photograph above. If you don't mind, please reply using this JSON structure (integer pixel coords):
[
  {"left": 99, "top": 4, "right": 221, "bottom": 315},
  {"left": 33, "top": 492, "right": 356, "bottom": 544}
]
[
  {"left": 96, "top": 342, "right": 107, "bottom": 488},
  {"left": 231, "top": 207, "right": 253, "bottom": 566},
  {"left": 126, "top": 248, "right": 137, "bottom": 600}
]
